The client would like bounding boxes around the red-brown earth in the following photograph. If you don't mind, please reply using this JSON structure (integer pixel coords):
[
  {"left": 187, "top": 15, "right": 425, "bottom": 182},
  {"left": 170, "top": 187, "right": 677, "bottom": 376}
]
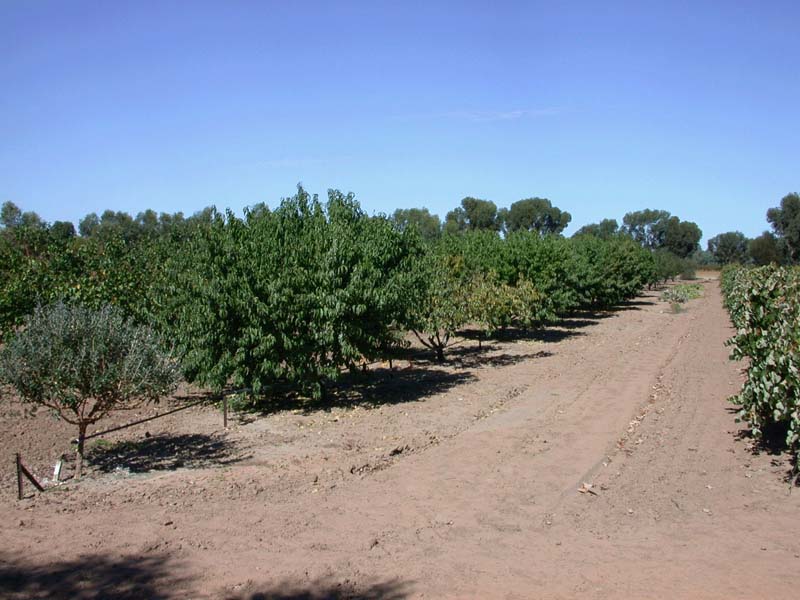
[{"left": 1, "top": 277, "right": 798, "bottom": 599}]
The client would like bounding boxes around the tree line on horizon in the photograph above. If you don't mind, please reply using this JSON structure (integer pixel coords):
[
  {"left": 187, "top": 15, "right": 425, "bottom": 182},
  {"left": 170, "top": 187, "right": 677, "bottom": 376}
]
[
  {"left": 391, "top": 193, "right": 799, "bottom": 267},
  {"left": 2, "top": 191, "right": 798, "bottom": 268}
]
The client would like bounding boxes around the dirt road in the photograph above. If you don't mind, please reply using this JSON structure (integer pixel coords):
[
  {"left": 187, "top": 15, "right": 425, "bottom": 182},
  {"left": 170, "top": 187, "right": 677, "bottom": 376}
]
[{"left": 2, "top": 279, "right": 799, "bottom": 599}]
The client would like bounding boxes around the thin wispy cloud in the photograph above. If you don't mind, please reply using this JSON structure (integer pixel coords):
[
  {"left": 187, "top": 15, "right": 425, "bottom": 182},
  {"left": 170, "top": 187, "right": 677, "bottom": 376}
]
[{"left": 395, "top": 107, "right": 562, "bottom": 122}]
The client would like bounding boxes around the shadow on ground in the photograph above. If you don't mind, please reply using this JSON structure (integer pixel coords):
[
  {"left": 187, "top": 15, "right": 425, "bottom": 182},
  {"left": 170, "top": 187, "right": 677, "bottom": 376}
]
[
  {"left": 730, "top": 409, "right": 799, "bottom": 485},
  {"left": 489, "top": 327, "right": 586, "bottom": 344},
  {"left": 316, "top": 367, "right": 476, "bottom": 411},
  {"left": 232, "top": 366, "right": 477, "bottom": 421},
  {"left": 88, "top": 432, "right": 244, "bottom": 473},
  {"left": 0, "top": 553, "right": 191, "bottom": 600},
  {"left": 232, "top": 302, "right": 623, "bottom": 419},
  {"left": 612, "top": 298, "right": 656, "bottom": 309},
  {"left": 225, "top": 577, "right": 412, "bottom": 600},
  {"left": 444, "top": 345, "right": 553, "bottom": 369}
]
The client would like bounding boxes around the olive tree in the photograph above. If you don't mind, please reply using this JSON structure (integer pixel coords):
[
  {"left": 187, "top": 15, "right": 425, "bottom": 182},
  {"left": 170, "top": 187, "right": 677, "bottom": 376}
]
[{"left": 0, "top": 302, "right": 180, "bottom": 478}]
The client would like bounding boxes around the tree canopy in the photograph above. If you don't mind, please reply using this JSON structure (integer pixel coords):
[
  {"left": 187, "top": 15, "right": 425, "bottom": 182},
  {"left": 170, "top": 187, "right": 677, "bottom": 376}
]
[
  {"left": 504, "top": 197, "right": 571, "bottom": 236},
  {"left": 444, "top": 197, "right": 501, "bottom": 233},
  {"left": 621, "top": 209, "right": 671, "bottom": 249},
  {"left": 573, "top": 218, "right": 619, "bottom": 239},
  {"left": 621, "top": 209, "right": 701, "bottom": 257},
  {"left": 749, "top": 231, "right": 782, "bottom": 266},
  {"left": 391, "top": 207, "right": 442, "bottom": 242},
  {"left": 662, "top": 216, "right": 702, "bottom": 258},
  {"left": 766, "top": 192, "right": 800, "bottom": 262},
  {"left": 707, "top": 231, "right": 749, "bottom": 265}
]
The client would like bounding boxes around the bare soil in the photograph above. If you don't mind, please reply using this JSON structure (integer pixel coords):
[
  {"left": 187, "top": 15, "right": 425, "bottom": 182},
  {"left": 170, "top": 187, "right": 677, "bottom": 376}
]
[{"left": 2, "top": 279, "right": 799, "bottom": 599}]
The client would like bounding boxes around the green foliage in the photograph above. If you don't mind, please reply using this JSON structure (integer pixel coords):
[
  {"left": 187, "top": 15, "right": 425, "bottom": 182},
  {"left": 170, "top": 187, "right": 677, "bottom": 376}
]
[
  {"left": 721, "top": 266, "right": 800, "bottom": 461},
  {"left": 662, "top": 216, "right": 702, "bottom": 258},
  {"left": 622, "top": 209, "right": 701, "bottom": 258},
  {"left": 660, "top": 283, "right": 702, "bottom": 304},
  {"left": 391, "top": 207, "right": 442, "bottom": 243},
  {"left": 0, "top": 195, "right": 656, "bottom": 400},
  {"left": 572, "top": 235, "right": 656, "bottom": 307},
  {"left": 680, "top": 263, "right": 697, "bottom": 280},
  {"left": 1, "top": 201, "right": 46, "bottom": 230},
  {"left": 748, "top": 231, "right": 783, "bottom": 266},
  {"left": 573, "top": 218, "right": 620, "bottom": 239},
  {"left": 444, "top": 197, "right": 501, "bottom": 233},
  {"left": 429, "top": 230, "right": 655, "bottom": 345},
  {"left": 622, "top": 209, "right": 672, "bottom": 249},
  {"left": 504, "top": 197, "right": 572, "bottom": 236},
  {"left": 747, "top": 231, "right": 784, "bottom": 267},
  {"left": 0, "top": 302, "right": 180, "bottom": 476},
  {"left": 503, "top": 232, "right": 580, "bottom": 320},
  {"left": 707, "top": 231, "right": 749, "bottom": 265},
  {"left": 407, "top": 252, "right": 471, "bottom": 362},
  {"left": 652, "top": 250, "right": 690, "bottom": 283},
  {"left": 766, "top": 192, "right": 800, "bottom": 263},
  {"left": 162, "top": 187, "right": 423, "bottom": 397},
  {"left": 0, "top": 203, "right": 180, "bottom": 339},
  {"left": 467, "top": 271, "right": 543, "bottom": 335}
]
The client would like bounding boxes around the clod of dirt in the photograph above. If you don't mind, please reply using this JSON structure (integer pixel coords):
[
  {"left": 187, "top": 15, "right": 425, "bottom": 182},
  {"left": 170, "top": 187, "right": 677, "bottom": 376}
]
[{"left": 389, "top": 444, "right": 411, "bottom": 456}]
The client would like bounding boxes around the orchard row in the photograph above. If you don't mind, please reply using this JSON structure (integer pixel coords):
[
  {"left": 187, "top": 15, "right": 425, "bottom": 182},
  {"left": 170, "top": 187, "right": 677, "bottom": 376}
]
[
  {"left": 1, "top": 188, "right": 666, "bottom": 400},
  {"left": 722, "top": 265, "right": 800, "bottom": 460}
]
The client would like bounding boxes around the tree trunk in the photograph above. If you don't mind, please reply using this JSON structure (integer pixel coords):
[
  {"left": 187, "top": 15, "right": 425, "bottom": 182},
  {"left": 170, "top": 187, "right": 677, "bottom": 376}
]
[
  {"left": 76, "top": 423, "right": 87, "bottom": 479},
  {"left": 435, "top": 346, "right": 445, "bottom": 363}
]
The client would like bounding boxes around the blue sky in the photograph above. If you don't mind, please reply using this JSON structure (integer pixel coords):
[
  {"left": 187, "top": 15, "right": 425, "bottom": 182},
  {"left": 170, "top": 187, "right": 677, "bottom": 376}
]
[{"left": 1, "top": 1, "right": 797, "bottom": 242}]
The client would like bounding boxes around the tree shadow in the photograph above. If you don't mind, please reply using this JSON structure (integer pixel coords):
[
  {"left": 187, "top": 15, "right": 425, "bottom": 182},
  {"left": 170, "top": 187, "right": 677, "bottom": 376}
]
[
  {"left": 0, "top": 552, "right": 191, "bottom": 600},
  {"left": 444, "top": 345, "right": 553, "bottom": 369},
  {"left": 320, "top": 367, "right": 477, "bottom": 411},
  {"left": 225, "top": 577, "right": 412, "bottom": 600},
  {"left": 490, "top": 327, "right": 586, "bottom": 344},
  {"left": 556, "top": 317, "right": 606, "bottom": 329},
  {"left": 606, "top": 299, "right": 654, "bottom": 310},
  {"left": 234, "top": 366, "right": 478, "bottom": 419},
  {"left": 729, "top": 411, "right": 799, "bottom": 485},
  {"left": 87, "top": 432, "right": 245, "bottom": 474}
]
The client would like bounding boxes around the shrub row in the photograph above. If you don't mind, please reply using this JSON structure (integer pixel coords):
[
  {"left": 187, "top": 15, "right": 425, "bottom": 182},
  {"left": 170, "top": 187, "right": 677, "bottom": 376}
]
[
  {"left": 721, "top": 265, "right": 800, "bottom": 458},
  {"left": 1, "top": 188, "right": 657, "bottom": 401}
]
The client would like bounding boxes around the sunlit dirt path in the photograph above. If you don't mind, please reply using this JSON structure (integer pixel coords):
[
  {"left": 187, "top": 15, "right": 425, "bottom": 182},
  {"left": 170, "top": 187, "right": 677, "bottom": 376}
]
[{"left": 3, "top": 279, "right": 799, "bottom": 599}]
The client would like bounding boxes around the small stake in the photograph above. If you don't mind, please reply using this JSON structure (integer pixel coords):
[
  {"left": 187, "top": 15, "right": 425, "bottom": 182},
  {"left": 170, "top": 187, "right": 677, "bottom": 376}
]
[
  {"left": 16, "top": 454, "right": 23, "bottom": 500},
  {"left": 223, "top": 395, "right": 228, "bottom": 429},
  {"left": 15, "top": 453, "right": 44, "bottom": 499}
]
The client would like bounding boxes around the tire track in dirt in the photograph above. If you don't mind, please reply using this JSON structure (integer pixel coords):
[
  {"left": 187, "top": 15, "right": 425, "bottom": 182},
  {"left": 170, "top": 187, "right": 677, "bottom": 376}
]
[{"left": 4, "top": 281, "right": 799, "bottom": 599}]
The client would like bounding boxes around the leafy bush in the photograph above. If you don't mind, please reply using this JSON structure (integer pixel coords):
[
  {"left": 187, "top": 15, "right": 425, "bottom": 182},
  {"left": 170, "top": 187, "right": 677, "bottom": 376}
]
[
  {"left": 571, "top": 235, "right": 656, "bottom": 308},
  {"left": 466, "top": 272, "right": 543, "bottom": 343},
  {"left": 407, "top": 253, "right": 471, "bottom": 362},
  {"left": 0, "top": 302, "right": 180, "bottom": 477},
  {"left": 1, "top": 193, "right": 658, "bottom": 402},
  {"left": 721, "top": 266, "right": 800, "bottom": 461},
  {"left": 0, "top": 228, "right": 162, "bottom": 340},
  {"left": 653, "top": 250, "right": 687, "bottom": 283},
  {"left": 660, "top": 283, "right": 703, "bottom": 304},
  {"left": 161, "top": 187, "right": 424, "bottom": 397}
]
